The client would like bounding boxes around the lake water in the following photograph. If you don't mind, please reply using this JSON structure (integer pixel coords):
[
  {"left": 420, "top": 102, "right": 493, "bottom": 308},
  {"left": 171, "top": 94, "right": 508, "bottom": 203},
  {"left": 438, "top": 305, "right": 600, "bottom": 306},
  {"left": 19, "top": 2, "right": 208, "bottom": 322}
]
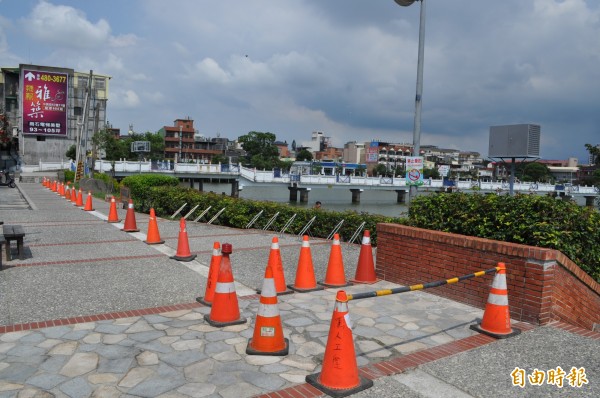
[{"left": 201, "top": 182, "right": 410, "bottom": 218}]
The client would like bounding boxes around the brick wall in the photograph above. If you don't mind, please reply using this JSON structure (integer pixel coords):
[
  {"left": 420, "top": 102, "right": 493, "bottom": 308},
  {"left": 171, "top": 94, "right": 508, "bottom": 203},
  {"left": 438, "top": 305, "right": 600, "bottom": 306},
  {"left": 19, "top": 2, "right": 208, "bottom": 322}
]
[{"left": 376, "top": 223, "right": 600, "bottom": 331}]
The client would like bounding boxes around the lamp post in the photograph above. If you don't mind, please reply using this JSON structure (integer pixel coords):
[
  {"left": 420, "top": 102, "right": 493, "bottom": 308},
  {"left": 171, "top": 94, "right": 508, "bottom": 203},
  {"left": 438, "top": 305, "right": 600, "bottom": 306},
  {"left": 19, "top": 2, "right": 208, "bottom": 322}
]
[{"left": 395, "top": 0, "right": 426, "bottom": 202}]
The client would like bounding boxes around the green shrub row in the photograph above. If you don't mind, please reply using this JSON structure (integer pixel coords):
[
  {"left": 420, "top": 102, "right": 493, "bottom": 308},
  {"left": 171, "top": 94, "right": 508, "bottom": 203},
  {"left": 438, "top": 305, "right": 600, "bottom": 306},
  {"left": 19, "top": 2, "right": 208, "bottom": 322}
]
[
  {"left": 121, "top": 174, "right": 180, "bottom": 212},
  {"left": 407, "top": 193, "right": 600, "bottom": 282}
]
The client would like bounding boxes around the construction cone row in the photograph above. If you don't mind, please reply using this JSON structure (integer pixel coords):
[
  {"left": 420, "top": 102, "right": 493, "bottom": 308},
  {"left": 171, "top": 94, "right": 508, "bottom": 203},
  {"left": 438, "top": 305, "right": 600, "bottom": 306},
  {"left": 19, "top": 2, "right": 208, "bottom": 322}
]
[
  {"left": 64, "top": 185, "right": 71, "bottom": 200},
  {"left": 122, "top": 199, "right": 140, "bottom": 232},
  {"left": 288, "top": 235, "right": 323, "bottom": 293},
  {"left": 320, "top": 233, "right": 352, "bottom": 288},
  {"left": 351, "top": 230, "right": 377, "bottom": 284},
  {"left": 196, "top": 242, "right": 221, "bottom": 306},
  {"left": 306, "top": 290, "right": 373, "bottom": 397},
  {"left": 204, "top": 243, "right": 246, "bottom": 327},
  {"left": 246, "top": 265, "right": 289, "bottom": 356},
  {"left": 70, "top": 187, "right": 77, "bottom": 204},
  {"left": 470, "top": 263, "right": 521, "bottom": 339},
  {"left": 144, "top": 208, "right": 164, "bottom": 244},
  {"left": 170, "top": 218, "right": 196, "bottom": 261}
]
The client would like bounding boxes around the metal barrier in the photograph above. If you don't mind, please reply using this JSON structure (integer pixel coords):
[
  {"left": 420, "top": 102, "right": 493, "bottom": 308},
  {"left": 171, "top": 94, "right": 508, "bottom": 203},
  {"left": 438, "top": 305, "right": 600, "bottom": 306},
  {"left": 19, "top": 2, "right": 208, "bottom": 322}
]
[
  {"left": 262, "top": 212, "right": 279, "bottom": 231},
  {"left": 193, "top": 206, "right": 212, "bottom": 222},
  {"left": 347, "top": 221, "right": 366, "bottom": 245},
  {"left": 327, "top": 219, "right": 345, "bottom": 240},
  {"left": 170, "top": 203, "right": 187, "bottom": 219},
  {"left": 207, "top": 207, "right": 226, "bottom": 225},
  {"left": 297, "top": 216, "right": 316, "bottom": 238},
  {"left": 279, "top": 213, "right": 297, "bottom": 236},
  {"left": 183, "top": 204, "right": 200, "bottom": 220},
  {"left": 245, "top": 210, "right": 264, "bottom": 229},
  {"left": 347, "top": 266, "right": 499, "bottom": 301}
]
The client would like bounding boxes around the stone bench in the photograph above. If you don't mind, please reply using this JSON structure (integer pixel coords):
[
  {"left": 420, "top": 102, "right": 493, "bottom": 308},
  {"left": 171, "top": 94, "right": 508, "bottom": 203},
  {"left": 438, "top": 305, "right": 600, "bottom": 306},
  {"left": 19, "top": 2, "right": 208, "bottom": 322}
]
[{"left": 3, "top": 224, "right": 25, "bottom": 262}]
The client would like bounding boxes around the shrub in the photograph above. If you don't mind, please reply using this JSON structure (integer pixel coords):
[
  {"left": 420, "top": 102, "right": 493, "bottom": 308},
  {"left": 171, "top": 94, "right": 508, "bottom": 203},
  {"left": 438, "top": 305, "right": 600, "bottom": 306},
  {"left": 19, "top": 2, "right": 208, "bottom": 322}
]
[
  {"left": 121, "top": 174, "right": 179, "bottom": 212},
  {"left": 407, "top": 193, "right": 600, "bottom": 282}
]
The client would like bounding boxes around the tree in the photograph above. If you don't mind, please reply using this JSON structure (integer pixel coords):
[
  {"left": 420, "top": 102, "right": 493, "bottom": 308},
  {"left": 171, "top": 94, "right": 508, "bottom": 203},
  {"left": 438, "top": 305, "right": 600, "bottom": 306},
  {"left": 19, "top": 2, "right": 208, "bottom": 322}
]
[
  {"left": 65, "top": 144, "right": 76, "bottom": 161},
  {"left": 238, "top": 131, "right": 280, "bottom": 169},
  {"left": 122, "top": 132, "right": 165, "bottom": 160},
  {"left": 374, "top": 164, "right": 388, "bottom": 177},
  {"left": 295, "top": 149, "right": 313, "bottom": 161},
  {"left": 423, "top": 167, "right": 440, "bottom": 179},
  {"left": 585, "top": 143, "right": 600, "bottom": 165},
  {"left": 92, "top": 129, "right": 127, "bottom": 161},
  {"left": 521, "top": 162, "right": 551, "bottom": 182}
]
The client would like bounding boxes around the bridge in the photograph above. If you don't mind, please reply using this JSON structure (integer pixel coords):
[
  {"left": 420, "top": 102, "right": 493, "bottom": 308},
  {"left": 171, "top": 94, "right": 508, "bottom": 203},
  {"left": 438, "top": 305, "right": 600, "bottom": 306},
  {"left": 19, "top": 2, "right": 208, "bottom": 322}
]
[{"left": 21, "top": 160, "right": 600, "bottom": 206}]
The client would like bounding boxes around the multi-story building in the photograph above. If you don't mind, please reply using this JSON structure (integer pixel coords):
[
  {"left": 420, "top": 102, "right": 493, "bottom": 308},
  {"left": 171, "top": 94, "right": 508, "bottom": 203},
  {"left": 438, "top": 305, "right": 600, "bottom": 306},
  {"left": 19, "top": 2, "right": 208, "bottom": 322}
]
[
  {"left": 0, "top": 64, "right": 110, "bottom": 168},
  {"left": 159, "top": 118, "right": 226, "bottom": 163}
]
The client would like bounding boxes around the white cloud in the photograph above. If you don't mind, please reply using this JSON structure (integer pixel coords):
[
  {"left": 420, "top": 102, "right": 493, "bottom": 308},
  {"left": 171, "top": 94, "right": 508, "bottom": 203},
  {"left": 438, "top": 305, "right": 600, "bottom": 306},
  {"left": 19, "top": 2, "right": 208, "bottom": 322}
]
[{"left": 111, "top": 89, "right": 140, "bottom": 109}]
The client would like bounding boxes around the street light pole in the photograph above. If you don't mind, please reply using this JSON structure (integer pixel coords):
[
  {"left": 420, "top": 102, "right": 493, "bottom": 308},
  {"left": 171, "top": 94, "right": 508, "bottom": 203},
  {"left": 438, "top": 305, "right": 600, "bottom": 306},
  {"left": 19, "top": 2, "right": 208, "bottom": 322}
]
[{"left": 395, "top": 0, "right": 426, "bottom": 202}]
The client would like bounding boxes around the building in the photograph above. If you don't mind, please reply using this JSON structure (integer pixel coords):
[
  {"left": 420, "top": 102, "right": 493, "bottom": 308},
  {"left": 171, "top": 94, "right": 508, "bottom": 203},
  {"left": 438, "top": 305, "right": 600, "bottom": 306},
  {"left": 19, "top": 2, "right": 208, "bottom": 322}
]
[
  {"left": 158, "top": 118, "right": 226, "bottom": 163},
  {"left": 0, "top": 64, "right": 110, "bottom": 168},
  {"left": 274, "top": 141, "right": 290, "bottom": 158},
  {"left": 342, "top": 141, "right": 365, "bottom": 164},
  {"left": 301, "top": 131, "right": 330, "bottom": 153}
]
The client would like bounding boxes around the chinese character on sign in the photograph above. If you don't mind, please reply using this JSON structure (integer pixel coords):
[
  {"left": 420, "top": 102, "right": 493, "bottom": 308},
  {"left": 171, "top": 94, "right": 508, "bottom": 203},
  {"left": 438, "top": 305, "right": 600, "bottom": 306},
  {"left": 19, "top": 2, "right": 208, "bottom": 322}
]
[
  {"left": 528, "top": 369, "right": 545, "bottom": 386},
  {"left": 36, "top": 84, "right": 51, "bottom": 102},
  {"left": 28, "top": 101, "right": 43, "bottom": 118}
]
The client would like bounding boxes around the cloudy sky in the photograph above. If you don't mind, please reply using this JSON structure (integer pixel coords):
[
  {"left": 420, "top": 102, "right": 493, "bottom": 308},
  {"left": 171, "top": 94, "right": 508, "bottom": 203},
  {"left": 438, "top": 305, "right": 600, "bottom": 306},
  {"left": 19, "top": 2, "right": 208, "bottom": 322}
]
[{"left": 1, "top": 0, "right": 599, "bottom": 162}]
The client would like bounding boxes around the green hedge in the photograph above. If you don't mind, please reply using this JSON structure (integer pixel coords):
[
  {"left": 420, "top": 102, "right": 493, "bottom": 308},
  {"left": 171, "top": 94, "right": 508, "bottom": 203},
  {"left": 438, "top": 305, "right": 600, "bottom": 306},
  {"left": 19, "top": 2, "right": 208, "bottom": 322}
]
[
  {"left": 131, "top": 185, "right": 404, "bottom": 245},
  {"left": 407, "top": 193, "right": 600, "bottom": 282},
  {"left": 121, "top": 174, "right": 180, "bottom": 212}
]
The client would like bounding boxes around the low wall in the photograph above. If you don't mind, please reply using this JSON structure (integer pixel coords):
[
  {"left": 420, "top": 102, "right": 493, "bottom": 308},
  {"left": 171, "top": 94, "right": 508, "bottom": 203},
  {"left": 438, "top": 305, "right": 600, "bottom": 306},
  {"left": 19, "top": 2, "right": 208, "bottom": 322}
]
[{"left": 376, "top": 223, "right": 600, "bottom": 331}]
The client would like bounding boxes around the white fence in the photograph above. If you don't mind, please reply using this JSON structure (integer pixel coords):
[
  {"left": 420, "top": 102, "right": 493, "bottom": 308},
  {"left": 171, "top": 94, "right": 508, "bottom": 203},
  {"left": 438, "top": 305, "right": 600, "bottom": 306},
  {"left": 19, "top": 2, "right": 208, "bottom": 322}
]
[{"left": 19, "top": 160, "right": 600, "bottom": 194}]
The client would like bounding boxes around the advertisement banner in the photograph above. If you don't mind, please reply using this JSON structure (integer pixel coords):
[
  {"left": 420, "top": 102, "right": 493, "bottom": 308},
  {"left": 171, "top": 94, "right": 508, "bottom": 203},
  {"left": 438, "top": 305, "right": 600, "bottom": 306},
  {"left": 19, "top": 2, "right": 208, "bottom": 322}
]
[
  {"left": 21, "top": 69, "right": 68, "bottom": 136},
  {"left": 405, "top": 156, "right": 424, "bottom": 186},
  {"left": 366, "top": 146, "right": 378, "bottom": 163}
]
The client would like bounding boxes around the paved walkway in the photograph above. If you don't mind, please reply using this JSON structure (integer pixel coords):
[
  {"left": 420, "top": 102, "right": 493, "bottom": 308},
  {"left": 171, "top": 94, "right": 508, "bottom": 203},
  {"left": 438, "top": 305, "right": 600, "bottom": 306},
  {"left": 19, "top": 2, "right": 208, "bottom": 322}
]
[{"left": 0, "top": 180, "right": 598, "bottom": 397}]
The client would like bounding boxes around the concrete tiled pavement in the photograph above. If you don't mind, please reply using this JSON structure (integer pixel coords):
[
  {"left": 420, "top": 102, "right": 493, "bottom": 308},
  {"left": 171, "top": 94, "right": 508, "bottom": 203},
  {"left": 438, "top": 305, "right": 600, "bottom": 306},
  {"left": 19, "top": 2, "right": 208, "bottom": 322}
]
[{"left": 0, "top": 180, "right": 598, "bottom": 397}]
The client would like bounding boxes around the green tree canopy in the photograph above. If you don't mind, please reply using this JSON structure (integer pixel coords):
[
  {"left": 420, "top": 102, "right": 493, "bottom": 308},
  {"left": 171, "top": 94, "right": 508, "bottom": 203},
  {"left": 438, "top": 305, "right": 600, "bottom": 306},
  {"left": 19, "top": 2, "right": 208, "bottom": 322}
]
[
  {"left": 521, "top": 162, "right": 551, "bottom": 182},
  {"left": 92, "top": 129, "right": 127, "bottom": 161},
  {"left": 65, "top": 144, "right": 76, "bottom": 161},
  {"left": 585, "top": 143, "right": 600, "bottom": 165},
  {"left": 238, "top": 131, "right": 280, "bottom": 169},
  {"left": 295, "top": 149, "right": 313, "bottom": 161}
]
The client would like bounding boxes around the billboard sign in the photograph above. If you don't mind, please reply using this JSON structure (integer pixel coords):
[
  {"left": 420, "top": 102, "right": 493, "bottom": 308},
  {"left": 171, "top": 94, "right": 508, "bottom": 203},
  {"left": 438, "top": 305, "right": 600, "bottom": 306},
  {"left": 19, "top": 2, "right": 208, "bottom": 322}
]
[
  {"left": 21, "top": 69, "right": 68, "bottom": 136},
  {"left": 366, "top": 146, "right": 378, "bottom": 163},
  {"left": 405, "top": 156, "right": 424, "bottom": 186}
]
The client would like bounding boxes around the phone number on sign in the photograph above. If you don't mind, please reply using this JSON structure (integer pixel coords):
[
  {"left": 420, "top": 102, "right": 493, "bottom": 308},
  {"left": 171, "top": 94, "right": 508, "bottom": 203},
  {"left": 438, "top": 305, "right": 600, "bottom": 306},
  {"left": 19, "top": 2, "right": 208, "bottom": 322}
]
[{"left": 39, "top": 74, "right": 67, "bottom": 83}]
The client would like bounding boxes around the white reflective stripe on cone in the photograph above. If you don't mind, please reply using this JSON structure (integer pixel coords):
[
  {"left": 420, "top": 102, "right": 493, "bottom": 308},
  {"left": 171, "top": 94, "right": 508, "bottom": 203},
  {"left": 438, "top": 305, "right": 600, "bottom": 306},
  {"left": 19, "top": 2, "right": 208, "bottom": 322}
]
[
  {"left": 362, "top": 236, "right": 370, "bottom": 245},
  {"left": 487, "top": 293, "right": 509, "bottom": 306},
  {"left": 261, "top": 280, "right": 276, "bottom": 297},
  {"left": 212, "top": 248, "right": 220, "bottom": 256},
  {"left": 129, "top": 203, "right": 134, "bottom": 209},
  {"left": 215, "top": 282, "right": 236, "bottom": 294},
  {"left": 258, "top": 303, "right": 280, "bottom": 317},
  {"left": 302, "top": 240, "right": 310, "bottom": 248},
  {"left": 271, "top": 242, "right": 279, "bottom": 249},
  {"left": 491, "top": 273, "right": 507, "bottom": 289}
]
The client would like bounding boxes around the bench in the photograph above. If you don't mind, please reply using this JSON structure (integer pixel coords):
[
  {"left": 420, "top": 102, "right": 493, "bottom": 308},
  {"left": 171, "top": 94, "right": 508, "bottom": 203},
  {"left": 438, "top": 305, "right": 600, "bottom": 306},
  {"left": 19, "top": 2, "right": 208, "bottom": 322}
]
[{"left": 3, "top": 224, "right": 25, "bottom": 262}]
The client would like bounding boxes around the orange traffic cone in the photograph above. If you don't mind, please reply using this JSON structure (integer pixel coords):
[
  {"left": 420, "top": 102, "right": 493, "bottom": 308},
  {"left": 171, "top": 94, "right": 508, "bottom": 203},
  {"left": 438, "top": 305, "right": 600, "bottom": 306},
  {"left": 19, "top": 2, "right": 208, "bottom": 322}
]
[
  {"left": 51, "top": 180, "right": 57, "bottom": 192},
  {"left": 83, "top": 191, "right": 95, "bottom": 211},
  {"left": 259, "top": 237, "right": 293, "bottom": 296},
  {"left": 306, "top": 290, "right": 373, "bottom": 397},
  {"left": 246, "top": 265, "right": 289, "bottom": 356},
  {"left": 470, "top": 263, "right": 521, "bottom": 339},
  {"left": 351, "top": 230, "right": 377, "bottom": 284},
  {"left": 106, "top": 196, "right": 120, "bottom": 223},
  {"left": 204, "top": 243, "right": 246, "bottom": 327},
  {"left": 288, "top": 235, "right": 323, "bottom": 293},
  {"left": 122, "top": 199, "right": 140, "bottom": 232},
  {"left": 197, "top": 242, "right": 221, "bottom": 306},
  {"left": 144, "top": 208, "right": 164, "bottom": 244},
  {"left": 65, "top": 185, "right": 71, "bottom": 200},
  {"left": 70, "top": 187, "right": 77, "bottom": 204},
  {"left": 170, "top": 218, "right": 197, "bottom": 261},
  {"left": 320, "top": 234, "right": 352, "bottom": 288},
  {"left": 59, "top": 183, "right": 65, "bottom": 196},
  {"left": 75, "top": 189, "right": 84, "bottom": 207}
]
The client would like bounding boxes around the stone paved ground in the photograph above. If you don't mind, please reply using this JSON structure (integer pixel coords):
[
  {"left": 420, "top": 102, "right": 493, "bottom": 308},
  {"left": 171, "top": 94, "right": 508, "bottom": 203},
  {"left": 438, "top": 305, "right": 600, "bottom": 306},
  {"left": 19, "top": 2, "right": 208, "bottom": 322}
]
[{"left": 0, "top": 179, "right": 598, "bottom": 398}]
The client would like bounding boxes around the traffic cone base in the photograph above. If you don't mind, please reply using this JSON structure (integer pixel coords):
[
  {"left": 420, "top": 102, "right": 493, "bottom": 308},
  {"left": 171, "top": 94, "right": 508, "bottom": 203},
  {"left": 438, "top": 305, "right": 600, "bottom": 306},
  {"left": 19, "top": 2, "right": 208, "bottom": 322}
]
[
  {"left": 470, "top": 262, "right": 521, "bottom": 339},
  {"left": 469, "top": 321, "right": 521, "bottom": 339},
  {"left": 246, "top": 337, "right": 289, "bottom": 356},
  {"left": 306, "top": 373, "right": 373, "bottom": 398},
  {"left": 203, "top": 313, "right": 246, "bottom": 328},
  {"left": 256, "top": 288, "right": 295, "bottom": 296},
  {"left": 146, "top": 239, "right": 165, "bottom": 245},
  {"left": 318, "top": 280, "right": 353, "bottom": 288},
  {"left": 196, "top": 296, "right": 212, "bottom": 306},
  {"left": 287, "top": 284, "right": 324, "bottom": 293},
  {"left": 170, "top": 253, "right": 197, "bottom": 262}
]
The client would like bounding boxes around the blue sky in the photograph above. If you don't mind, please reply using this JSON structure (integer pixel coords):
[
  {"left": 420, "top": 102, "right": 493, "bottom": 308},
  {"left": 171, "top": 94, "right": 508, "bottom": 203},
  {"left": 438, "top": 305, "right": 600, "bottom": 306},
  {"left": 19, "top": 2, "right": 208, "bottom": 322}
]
[{"left": 1, "top": 0, "right": 599, "bottom": 162}]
